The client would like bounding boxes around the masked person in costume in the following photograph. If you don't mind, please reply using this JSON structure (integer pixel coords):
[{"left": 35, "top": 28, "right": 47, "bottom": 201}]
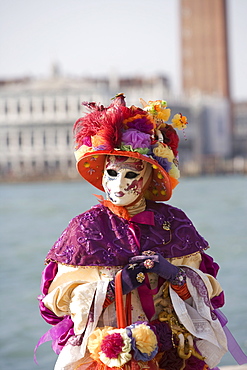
[{"left": 37, "top": 94, "right": 232, "bottom": 370}]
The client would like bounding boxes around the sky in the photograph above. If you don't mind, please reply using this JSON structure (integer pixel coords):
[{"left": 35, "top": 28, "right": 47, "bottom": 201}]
[{"left": 0, "top": 0, "right": 246, "bottom": 101}]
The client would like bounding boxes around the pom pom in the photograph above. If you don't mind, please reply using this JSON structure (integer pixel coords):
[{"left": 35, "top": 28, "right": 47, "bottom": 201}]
[
  {"left": 101, "top": 333, "right": 124, "bottom": 359},
  {"left": 121, "top": 129, "right": 151, "bottom": 149}
]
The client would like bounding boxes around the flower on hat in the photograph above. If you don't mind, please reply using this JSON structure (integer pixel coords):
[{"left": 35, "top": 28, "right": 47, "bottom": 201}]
[
  {"left": 121, "top": 129, "right": 151, "bottom": 153},
  {"left": 73, "top": 94, "right": 188, "bottom": 201},
  {"left": 151, "top": 143, "right": 174, "bottom": 173},
  {"left": 152, "top": 155, "right": 172, "bottom": 174},
  {"left": 144, "top": 100, "right": 171, "bottom": 122},
  {"left": 91, "top": 131, "right": 108, "bottom": 148},
  {"left": 152, "top": 142, "right": 174, "bottom": 162},
  {"left": 169, "top": 161, "right": 180, "bottom": 179},
  {"left": 171, "top": 113, "right": 188, "bottom": 130},
  {"left": 159, "top": 124, "right": 180, "bottom": 157},
  {"left": 123, "top": 110, "right": 155, "bottom": 134}
]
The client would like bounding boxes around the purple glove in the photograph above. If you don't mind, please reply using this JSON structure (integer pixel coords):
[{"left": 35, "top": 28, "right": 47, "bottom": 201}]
[
  {"left": 108, "top": 263, "right": 146, "bottom": 296},
  {"left": 121, "top": 263, "right": 147, "bottom": 294},
  {"left": 129, "top": 253, "right": 186, "bottom": 286}
]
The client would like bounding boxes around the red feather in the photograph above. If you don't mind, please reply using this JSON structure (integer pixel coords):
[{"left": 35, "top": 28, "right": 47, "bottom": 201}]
[
  {"left": 99, "top": 107, "right": 125, "bottom": 150},
  {"left": 73, "top": 103, "right": 106, "bottom": 147},
  {"left": 73, "top": 104, "right": 126, "bottom": 149},
  {"left": 73, "top": 95, "right": 151, "bottom": 150}
]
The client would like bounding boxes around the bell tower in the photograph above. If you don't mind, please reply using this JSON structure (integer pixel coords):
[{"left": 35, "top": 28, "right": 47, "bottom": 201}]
[{"left": 180, "top": 0, "right": 230, "bottom": 98}]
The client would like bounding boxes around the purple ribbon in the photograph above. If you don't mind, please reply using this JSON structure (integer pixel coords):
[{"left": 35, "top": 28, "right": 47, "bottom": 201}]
[
  {"left": 34, "top": 316, "right": 73, "bottom": 364},
  {"left": 138, "top": 275, "right": 165, "bottom": 320},
  {"left": 214, "top": 309, "right": 247, "bottom": 365},
  {"left": 130, "top": 210, "right": 155, "bottom": 226}
]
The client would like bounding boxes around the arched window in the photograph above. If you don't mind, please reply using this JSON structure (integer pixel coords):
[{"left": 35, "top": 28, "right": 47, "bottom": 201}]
[
  {"left": 43, "top": 131, "right": 46, "bottom": 148},
  {"left": 31, "top": 131, "right": 34, "bottom": 146},
  {"left": 54, "top": 130, "right": 58, "bottom": 146},
  {"left": 66, "top": 131, "right": 70, "bottom": 146},
  {"left": 6, "top": 133, "right": 10, "bottom": 147},
  {"left": 19, "top": 132, "right": 22, "bottom": 147}
]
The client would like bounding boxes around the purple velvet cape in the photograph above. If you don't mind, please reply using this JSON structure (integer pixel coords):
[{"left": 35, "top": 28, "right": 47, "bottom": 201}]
[
  {"left": 38, "top": 200, "right": 225, "bottom": 359},
  {"left": 45, "top": 200, "right": 212, "bottom": 267}
]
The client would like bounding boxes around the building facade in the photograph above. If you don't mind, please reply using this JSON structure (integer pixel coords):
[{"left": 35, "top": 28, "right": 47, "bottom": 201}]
[
  {"left": 0, "top": 75, "right": 171, "bottom": 181},
  {"left": 232, "top": 101, "right": 247, "bottom": 159},
  {"left": 0, "top": 80, "right": 81, "bottom": 180}
]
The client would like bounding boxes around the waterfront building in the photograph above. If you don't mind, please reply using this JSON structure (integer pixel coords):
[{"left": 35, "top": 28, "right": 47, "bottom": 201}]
[
  {"left": 0, "top": 77, "right": 81, "bottom": 180},
  {"left": 0, "top": 74, "right": 171, "bottom": 180},
  {"left": 0, "top": 73, "right": 245, "bottom": 181},
  {"left": 232, "top": 102, "right": 247, "bottom": 172}
]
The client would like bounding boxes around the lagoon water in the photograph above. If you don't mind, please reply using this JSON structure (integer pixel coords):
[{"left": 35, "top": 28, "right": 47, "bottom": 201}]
[{"left": 0, "top": 175, "right": 247, "bottom": 370}]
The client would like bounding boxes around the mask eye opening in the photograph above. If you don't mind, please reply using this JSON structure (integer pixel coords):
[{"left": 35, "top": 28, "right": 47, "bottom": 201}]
[
  {"left": 125, "top": 171, "right": 138, "bottom": 179},
  {"left": 106, "top": 169, "right": 118, "bottom": 177}
]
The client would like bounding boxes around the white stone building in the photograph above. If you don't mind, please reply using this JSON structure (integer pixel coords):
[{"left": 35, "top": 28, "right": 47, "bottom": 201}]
[
  {"left": 1, "top": 73, "right": 238, "bottom": 180},
  {"left": 0, "top": 74, "right": 171, "bottom": 180},
  {"left": 0, "top": 84, "right": 79, "bottom": 179}
]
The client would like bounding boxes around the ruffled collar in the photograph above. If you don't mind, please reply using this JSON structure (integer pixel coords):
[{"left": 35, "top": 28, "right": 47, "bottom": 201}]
[{"left": 94, "top": 195, "right": 148, "bottom": 221}]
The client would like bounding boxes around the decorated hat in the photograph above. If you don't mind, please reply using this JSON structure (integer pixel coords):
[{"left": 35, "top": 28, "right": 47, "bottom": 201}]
[{"left": 74, "top": 93, "right": 187, "bottom": 201}]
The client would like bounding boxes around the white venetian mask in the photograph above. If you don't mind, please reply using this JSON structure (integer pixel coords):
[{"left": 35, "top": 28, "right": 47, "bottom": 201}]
[{"left": 102, "top": 155, "right": 152, "bottom": 206}]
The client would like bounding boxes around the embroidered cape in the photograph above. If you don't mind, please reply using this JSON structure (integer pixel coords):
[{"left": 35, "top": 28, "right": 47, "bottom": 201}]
[{"left": 45, "top": 200, "right": 209, "bottom": 267}]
